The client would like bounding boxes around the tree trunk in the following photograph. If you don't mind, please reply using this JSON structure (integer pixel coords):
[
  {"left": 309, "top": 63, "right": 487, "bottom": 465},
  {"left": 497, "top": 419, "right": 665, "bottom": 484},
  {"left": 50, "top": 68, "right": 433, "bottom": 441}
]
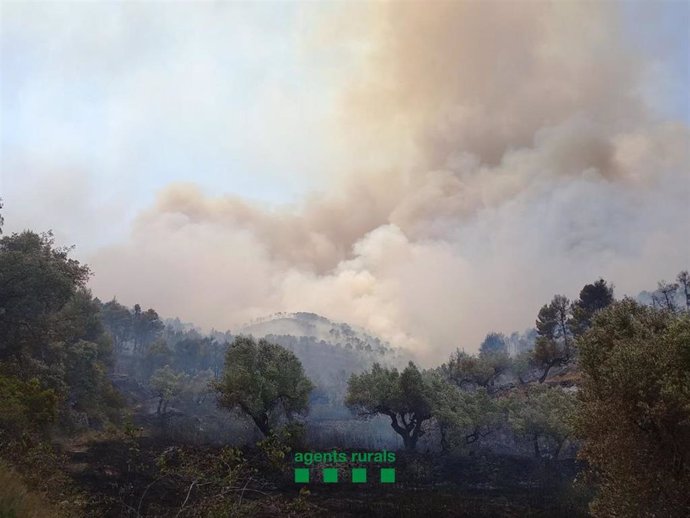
[
  {"left": 533, "top": 434, "right": 541, "bottom": 458},
  {"left": 538, "top": 364, "right": 552, "bottom": 383},
  {"left": 403, "top": 434, "right": 418, "bottom": 451},
  {"left": 389, "top": 413, "right": 418, "bottom": 451},
  {"left": 539, "top": 358, "right": 562, "bottom": 383},
  {"left": 439, "top": 424, "right": 449, "bottom": 453},
  {"left": 251, "top": 413, "right": 271, "bottom": 437}
]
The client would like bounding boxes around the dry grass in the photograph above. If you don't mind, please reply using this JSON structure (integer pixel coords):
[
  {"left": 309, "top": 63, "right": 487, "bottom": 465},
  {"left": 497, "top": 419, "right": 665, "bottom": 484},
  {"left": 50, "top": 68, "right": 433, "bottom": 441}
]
[{"left": 0, "top": 463, "right": 59, "bottom": 518}]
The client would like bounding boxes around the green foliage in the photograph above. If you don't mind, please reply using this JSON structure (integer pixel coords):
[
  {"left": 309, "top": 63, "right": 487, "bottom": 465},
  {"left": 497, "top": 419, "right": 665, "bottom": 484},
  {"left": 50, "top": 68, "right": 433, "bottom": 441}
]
[
  {"left": 150, "top": 365, "right": 188, "bottom": 415},
  {"left": 427, "top": 372, "right": 501, "bottom": 451},
  {"left": 570, "top": 279, "right": 614, "bottom": 336},
  {"left": 426, "top": 373, "right": 474, "bottom": 432},
  {"left": 533, "top": 294, "right": 573, "bottom": 382},
  {"left": 479, "top": 332, "right": 508, "bottom": 355},
  {"left": 0, "top": 232, "right": 121, "bottom": 434},
  {"left": 99, "top": 299, "right": 166, "bottom": 369},
  {"left": 576, "top": 299, "right": 690, "bottom": 516},
  {"left": 257, "top": 423, "right": 305, "bottom": 470},
  {"left": 142, "top": 339, "right": 172, "bottom": 379},
  {"left": 505, "top": 385, "right": 576, "bottom": 459},
  {"left": 0, "top": 231, "right": 90, "bottom": 362},
  {"left": 0, "top": 376, "right": 57, "bottom": 443},
  {"left": 215, "top": 336, "right": 314, "bottom": 437},
  {"left": 99, "top": 299, "right": 133, "bottom": 352},
  {"left": 511, "top": 350, "right": 534, "bottom": 384},
  {"left": 132, "top": 304, "right": 164, "bottom": 353},
  {"left": 346, "top": 362, "right": 433, "bottom": 450},
  {"left": 446, "top": 349, "right": 510, "bottom": 390}
]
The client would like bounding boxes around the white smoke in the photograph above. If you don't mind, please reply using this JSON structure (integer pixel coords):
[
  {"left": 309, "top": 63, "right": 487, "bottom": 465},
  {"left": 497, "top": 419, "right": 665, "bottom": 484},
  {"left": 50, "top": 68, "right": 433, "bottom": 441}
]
[{"left": 87, "top": 1, "right": 690, "bottom": 363}]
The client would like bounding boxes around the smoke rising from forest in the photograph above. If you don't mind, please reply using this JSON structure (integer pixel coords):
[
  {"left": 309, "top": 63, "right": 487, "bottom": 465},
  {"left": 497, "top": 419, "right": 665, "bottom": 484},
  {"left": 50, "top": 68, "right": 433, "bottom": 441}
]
[{"left": 88, "top": 1, "right": 689, "bottom": 361}]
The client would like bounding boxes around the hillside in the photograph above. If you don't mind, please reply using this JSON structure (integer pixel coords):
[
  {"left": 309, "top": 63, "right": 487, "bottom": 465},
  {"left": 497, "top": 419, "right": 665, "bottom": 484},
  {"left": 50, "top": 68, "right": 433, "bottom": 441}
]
[{"left": 238, "top": 312, "right": 406, "bottom": 431}]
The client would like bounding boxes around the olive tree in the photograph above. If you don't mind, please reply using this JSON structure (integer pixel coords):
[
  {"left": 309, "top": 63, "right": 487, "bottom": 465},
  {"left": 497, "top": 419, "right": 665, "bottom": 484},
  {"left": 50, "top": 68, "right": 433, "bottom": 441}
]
[
  {"left": 427, "top": 372, "right": 501, "bottom": 452},
  {"left": 445, "top": 349, "right": 510, "bottom": 392},
  {"left": 505, "top": 385, "right": 576, "bottom": 459},
  {"left": 346, "top": 362, "right": 433, "bottom": 451},
  {"left": 215, "top": 336, "right": 313, "bottom": 437}
]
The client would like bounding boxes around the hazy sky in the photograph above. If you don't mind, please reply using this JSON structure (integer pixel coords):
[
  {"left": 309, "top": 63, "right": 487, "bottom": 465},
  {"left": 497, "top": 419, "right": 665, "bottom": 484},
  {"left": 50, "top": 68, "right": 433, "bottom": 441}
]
[{"left": 2, "top": 1, "right": 689, "bottom": 361}]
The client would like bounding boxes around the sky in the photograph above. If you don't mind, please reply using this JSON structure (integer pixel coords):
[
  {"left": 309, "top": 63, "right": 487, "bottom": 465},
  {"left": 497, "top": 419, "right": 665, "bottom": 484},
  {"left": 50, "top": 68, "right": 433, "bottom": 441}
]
[{"left": 1, "top": 0, "right": 689, "bottom": 362}]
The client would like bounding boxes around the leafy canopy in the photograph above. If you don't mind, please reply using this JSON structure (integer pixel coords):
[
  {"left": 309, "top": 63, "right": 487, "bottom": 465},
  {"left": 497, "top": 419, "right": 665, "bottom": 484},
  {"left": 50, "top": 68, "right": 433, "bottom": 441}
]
[
  {"left": 505, "top": 385, "right": 576, "bottom": 459},
  {"left": 346, "top": 362, "right": 433, "bottom": 450},
  {"left": 215, "top": 336, "right": 313, "bottom": 437},
  {"left": 576, "top": 299, "right": 690, "bottom": 516},
  {"left": 0, "top": 231, "right": 121, "bottom": 434}
]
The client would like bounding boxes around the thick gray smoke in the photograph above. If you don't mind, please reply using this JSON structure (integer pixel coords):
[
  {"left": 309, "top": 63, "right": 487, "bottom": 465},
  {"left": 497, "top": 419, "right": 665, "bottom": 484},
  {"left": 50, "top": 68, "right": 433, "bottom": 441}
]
[{"left": 89, "top": 1, "right": 689, "bottom": 362}]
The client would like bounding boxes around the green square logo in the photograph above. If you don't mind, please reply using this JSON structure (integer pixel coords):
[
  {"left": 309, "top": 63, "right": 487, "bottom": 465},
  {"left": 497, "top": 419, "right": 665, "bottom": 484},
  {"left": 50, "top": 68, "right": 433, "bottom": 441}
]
[
  {"left": 352, "top": 468, "right": 367, "bottom": 483},
  {"left": 323, "top": 467, "right": 338, "bottom": 483},
  {"left": 380, "top": 468, "right": 395, "bottom": 483},
  {"left": 294, "top": 468, "right": 309, "bottom": 484}
]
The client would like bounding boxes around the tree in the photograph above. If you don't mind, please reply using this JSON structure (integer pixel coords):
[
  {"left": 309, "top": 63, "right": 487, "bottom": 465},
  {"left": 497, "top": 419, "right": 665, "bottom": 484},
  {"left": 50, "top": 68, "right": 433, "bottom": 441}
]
[
  {"left": 427, "top": 372, "right": 500, "bottom": 452},
  {"left": 215, "top": 336, "right": 313, "bottom": 437},
  {"left": 100, "top": 299, "right": 133, "bottom": 352},
  {"left": 346, "top": 362, "right": 433, "bottom": 451},
  {"left": 53, "top": 288, "right": 122, "bottom": 425},
  {"left": 479, "top": 332, "right": 507, "bottom": 355},
  {"left": 173, "top": 337, "right": 213, "bottom": 373},
  {"left": 0, "top": 375, "right": 57, "bottom": 441},
  {"left": 141, "top": 339, "right": 172, "bottom": 380},
  {"left": 505, "top": 385, "right": 576, "bottom": 459},
  {"left": 570, "top": 279, "right": 614, "bottom": 336},
  {"left": 445, "top": 349, "right": 510, "bottom": 391},
  {"left": 653, "top": 281, "right": 679, "bottom": 312},
  {"left": 533, "top": 295, "right": 572, "bottom": 383},
  {"left": 426, "top": 373, "right": 470, "bottom": 452},
  {"left": 576, "top": 299, "right": 690, "bottom": 516},
  {"left": 677, "top": 270, "right": 689, "bottom": 311},
  {"left": 150, "top": 365, "right": 187, "bottom": 415},
  {"left": 132, "top": 305, "right": 164, "bottom": 353},
  {"left": 0, "top": 198, "right": 4, "bottom": 234},
  {"left": 511, "top": 350, "right": 535, "bottom": 385},
  {"left": 0, "top": 231, "right": 121, "bottom": 432},
  {"left": 0, "top": 231, "right": 90, "bottom": 362}
]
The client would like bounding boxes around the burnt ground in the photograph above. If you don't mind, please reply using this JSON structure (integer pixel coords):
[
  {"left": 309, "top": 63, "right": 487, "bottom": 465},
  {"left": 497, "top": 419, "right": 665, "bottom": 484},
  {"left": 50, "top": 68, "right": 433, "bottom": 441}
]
[{"left": 60, "top": 436, "right": 591, "bottom": 517}]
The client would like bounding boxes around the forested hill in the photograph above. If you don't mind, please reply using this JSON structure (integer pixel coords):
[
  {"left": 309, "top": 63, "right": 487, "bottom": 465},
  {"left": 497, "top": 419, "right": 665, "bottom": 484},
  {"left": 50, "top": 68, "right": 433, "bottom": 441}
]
[
  {"left": 237, "top": 312, "right": 406, "bottom": 425},
  {"left": 98, "top": 302, "right": 404, "bottom": 440},
  {"left": 239, "top": 312, "right": 404, "bottom": 374},
  {"left": 240, "top": 312, "right": 395, "bottom": 355}
]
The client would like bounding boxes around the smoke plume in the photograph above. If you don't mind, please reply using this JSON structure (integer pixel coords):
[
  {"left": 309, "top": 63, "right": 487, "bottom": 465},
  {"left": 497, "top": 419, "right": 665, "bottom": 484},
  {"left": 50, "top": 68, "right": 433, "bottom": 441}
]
[{"left": 89, "top": 1, "right": 689, "bottom": 362}]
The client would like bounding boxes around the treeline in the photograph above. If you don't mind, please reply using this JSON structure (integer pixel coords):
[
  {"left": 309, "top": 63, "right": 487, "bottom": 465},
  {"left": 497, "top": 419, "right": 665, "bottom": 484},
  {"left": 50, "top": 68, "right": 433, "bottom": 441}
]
[
  {"left": 0, "top": 231, "right": 122, "bottom": 442},
  {"left": 208, "top": 270, "right": 689, "bottom": 514},
  {"left": 332, "top": 279, "right": 619, "bottom": 456}
]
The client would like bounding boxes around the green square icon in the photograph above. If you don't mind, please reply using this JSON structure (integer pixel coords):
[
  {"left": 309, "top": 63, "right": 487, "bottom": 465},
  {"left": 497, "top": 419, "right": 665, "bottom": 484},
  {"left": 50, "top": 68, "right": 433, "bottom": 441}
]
[
  {"left": 323, "top": 467, "right": 338, "bottom": 483},
  {"left": 294, "top": 468, "right": 309, "bottom": 484},
  {"left": 380, "top": 468, "right": 395, "bottom": 483},
  {"left": 352, "top": 468, "right": 367, "bottom": 483}
]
